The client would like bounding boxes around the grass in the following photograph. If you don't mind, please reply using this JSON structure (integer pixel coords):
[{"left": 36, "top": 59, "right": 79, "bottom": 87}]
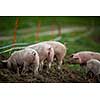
[
  {"left": 1, "top": 16, "right": 100, "bottom": 33},
  {"left": 1, "top": 30, "right": 100, "bottom": 56}
]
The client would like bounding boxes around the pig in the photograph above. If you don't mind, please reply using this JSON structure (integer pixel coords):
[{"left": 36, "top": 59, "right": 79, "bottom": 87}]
[
  {"left": 25, "top": 43, "right": 54, "bottom": 71},
  {"left": 42, "top": 41, "right": 67, "bottom": 70},
  {"left": 69, "top": 51, "right": 100, "bottom": 65},
  {"left": 86, "top": 59, "right": 100, "bottom": 82},
  {"left": 2, "top": 48, "right": 39, "bottom": 76},
  {"left": 86, "top": 59, "right": 100, "bottom": 75}
]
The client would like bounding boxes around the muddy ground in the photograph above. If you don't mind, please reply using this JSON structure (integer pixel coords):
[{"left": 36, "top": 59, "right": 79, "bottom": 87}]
[{"left": 0, "top": 55, "right": 98, "bottom": 83}]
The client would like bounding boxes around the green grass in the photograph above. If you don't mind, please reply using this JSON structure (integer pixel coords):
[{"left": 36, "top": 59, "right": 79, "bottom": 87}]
[
  {"left": 1, "top": 30, "right": 100, "bottom": 56},
  {"left": 0, "top": 16, "right": 100, "bottom": 33},
  {"left": 61, "top": 31, "right": 100, "bottom": 53}
]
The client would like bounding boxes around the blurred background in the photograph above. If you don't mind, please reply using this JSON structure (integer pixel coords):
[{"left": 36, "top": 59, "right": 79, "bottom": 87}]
[{"left": 0, "top": 16, "right": 100, "bottom": 56}]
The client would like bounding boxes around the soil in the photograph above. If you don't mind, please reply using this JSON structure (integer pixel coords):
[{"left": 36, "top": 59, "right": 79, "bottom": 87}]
[{"left": 0, "top": 54, "right": 98, "bottom": 83}]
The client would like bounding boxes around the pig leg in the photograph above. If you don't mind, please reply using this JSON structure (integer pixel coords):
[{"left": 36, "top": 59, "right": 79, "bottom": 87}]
[
  {"left": 47, "top": 52, "right": 54, "bottom": 70},
  {"left": 56, "top": 54, "right": 64, "bottom": 70},
  {"left": 48, "top": 62, "right": 52, "bottom": 69},
  {"left": 39, "top": 61, "right": 44, "bottom": 72},
  {"left": 34, "top": 58, "right": 40, "bottom": 75},
  {"left": 46, "top": 61, "right": 52, "bottom": 73},
  {"left": 21, "top": 62, "right": 28, "bottom": 75},
  {"left": 57, "top": 60, "right": 62, "bottom": 70},
  {"left": 46, "top": 56, "right": 54, "bottom": 73},
  {"left": 34, "top": 64, "right": 39, "bottom": 76},
  {"left": 17, "top": 67, "right": 20, "bottom": 76},
  {"left": 47, "top": 62, "right": 53, "bottom": 74},
  {"left": 47, "top": 59, "right": 52, "bottom": 70},
  {"left": 97, "top": 74, "right": 100, "bottom": 82}
]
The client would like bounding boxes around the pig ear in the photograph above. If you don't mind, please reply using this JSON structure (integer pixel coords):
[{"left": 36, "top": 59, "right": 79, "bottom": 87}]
[
  {"left": 78, "top": 57, "right": 82, "bottom": 63},
  {"left": 74, "top": 55, "right": 82, "bottom": 62}
]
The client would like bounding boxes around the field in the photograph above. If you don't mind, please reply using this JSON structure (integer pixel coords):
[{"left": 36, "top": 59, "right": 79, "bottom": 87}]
[{"left": 0, "top": 16, "right": 100, "bottom": 83}]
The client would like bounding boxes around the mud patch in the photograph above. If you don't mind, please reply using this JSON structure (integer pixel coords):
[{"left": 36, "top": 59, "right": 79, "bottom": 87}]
[
  {"left": 0, "top": 65, "right": 97, "bottom": 83},
  {"left": 0, "top": 54, "right": 98, "bottom": 83}
]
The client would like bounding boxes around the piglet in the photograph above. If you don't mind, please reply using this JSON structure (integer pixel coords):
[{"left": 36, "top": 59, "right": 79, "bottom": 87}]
[
  {"left": 42, "top": 41, "right": 67, "bottom": 70},
  {"left": 2, "top": 48, "right": 39, "bottom": 76},
  {"left": 25, "top": 43, "right": 54, "bottom": 71},
  {"left": 86, "top": 59, "right": 100, "bottom": 82},
  {"left": 70, "top": 51, "right": 100, "bottom": 65}
]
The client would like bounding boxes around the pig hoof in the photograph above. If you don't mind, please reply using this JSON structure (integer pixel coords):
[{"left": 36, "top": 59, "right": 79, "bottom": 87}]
[
  {"left": 58, "top": 66, "right": 61, "bottom": 70},
  {"left": 46, "top": 70, "right": 49, "bottom": 74}
]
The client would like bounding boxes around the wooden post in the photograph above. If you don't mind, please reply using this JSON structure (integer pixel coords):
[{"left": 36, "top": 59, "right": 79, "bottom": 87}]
[
  {"left": 13, "top": 17, "right": 18, "bottom": 47},
  {"left": 58, "top": 25, "right": 61, "bottom": 36},
  {"left": 51, "top": 23, "right": 54, "bottom": 39},
  {"left": 35, "top": 20, "right": 40, "bottom": 42}
]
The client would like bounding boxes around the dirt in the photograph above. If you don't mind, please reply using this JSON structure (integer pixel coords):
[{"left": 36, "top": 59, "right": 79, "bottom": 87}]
[{"left": 0, "top": 54, "right": 98, "bottom": 83}]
